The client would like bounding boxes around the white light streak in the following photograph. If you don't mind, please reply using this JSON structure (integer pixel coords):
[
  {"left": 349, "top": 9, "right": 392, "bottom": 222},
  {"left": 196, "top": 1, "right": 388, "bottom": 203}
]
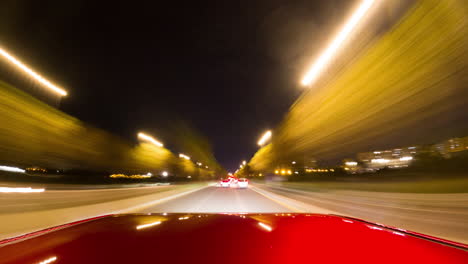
[
  {"left": 258, "top": 222, "right": 272, "bottom": 232},
  {"left": 345, "top": 161, "right": 358, "bottom": 166},
  {"left": 0, "top": 47, "right": 67, "bottom": 96},
  {"left": 257, "top": 130, "right": 272, "bottom": 146},
  {"left": 136, "top": 221, "right": 161, "bottom": 230},
  {"left": 0, "top": 165, "right": 25, "bottom": 173},
  {"left": 38, "top": 256, "right": 57, "bottom": 264},
  {"left": 0, "top": 187, "right": 45, "bottom": 193},
  {"left": 371, "top": 158, "right": 389, "bottom": 164},
  {"left": 179, "top": 153, "right": 191, "bottom": 160},
  {"left": 301, "top": 0, "right": 375, "bottom": 86},
  {"left": 138, "top": 132, "right": 163, "bottom": 147},
  {"left": 400, "top": 156, "right": 413, "bottom": 161}
]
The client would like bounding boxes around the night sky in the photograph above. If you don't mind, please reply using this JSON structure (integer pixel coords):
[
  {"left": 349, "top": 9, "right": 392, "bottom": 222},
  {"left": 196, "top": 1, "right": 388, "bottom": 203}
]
[{"left": 0, "top": 0, "right": 355, "bottom": 171}]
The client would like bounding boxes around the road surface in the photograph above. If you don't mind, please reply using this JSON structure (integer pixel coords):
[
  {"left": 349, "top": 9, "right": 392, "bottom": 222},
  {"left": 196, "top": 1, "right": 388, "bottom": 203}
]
[
  {"left": 0, "top": 182, "right": 466, "bottom": 245},
  {"left": 138, "top": 186, "right": 292, "bottom": 213},
  {"left": 255, "top": 182, "right": 468, "bottom": 244}
]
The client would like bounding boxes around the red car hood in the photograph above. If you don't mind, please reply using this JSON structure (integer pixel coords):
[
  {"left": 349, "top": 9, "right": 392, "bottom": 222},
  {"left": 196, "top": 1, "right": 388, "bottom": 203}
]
[{"left": 0, "top": 214, "right": 466, "bottom": 264}]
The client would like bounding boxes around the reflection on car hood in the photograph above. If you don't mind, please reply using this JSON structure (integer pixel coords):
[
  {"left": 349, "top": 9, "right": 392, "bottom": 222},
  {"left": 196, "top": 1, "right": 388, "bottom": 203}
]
[{"left": 0, "top": 214, "right": 466, "bottom": 264}]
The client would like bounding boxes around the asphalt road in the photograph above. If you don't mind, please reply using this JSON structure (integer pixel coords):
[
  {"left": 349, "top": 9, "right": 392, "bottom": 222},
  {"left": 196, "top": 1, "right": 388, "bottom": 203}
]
[
  {"left": 255, "top": 183, "right": 468, "bottom": 244},
  {"left": 0, "top": 182, "right": 466, "bottom": 245},
  {"left": 138, "top": 186, "right": 292, "bottom": 213},
  {"left": 0, "top": 184, "right": 177, "bottom": 214}
]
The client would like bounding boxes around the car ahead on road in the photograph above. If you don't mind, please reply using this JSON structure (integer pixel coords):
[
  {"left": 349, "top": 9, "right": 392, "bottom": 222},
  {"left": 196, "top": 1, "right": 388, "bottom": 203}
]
[
  {"left": 229, "top": 177, "right": 238, "bottom": 188},
  {"left": 237, "top": 178, "right": 249, "bottom": 188},
  {"left": 0, "top": 214, "right": 466, "bottom": 264},
  {"left": 220, "top": 179, "right": 230, "bottom": 187}
]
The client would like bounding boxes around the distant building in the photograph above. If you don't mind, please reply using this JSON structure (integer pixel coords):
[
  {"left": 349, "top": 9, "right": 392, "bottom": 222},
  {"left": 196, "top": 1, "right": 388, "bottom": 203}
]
[
  {"left": 353, "top": 136, "right": 468, "bottom": 171},
  {"left": 356, "top": 146, "right": 418, "bottom": 170},
  {"left": 431, "top": 136, "right": 468, "bottom": 157}
]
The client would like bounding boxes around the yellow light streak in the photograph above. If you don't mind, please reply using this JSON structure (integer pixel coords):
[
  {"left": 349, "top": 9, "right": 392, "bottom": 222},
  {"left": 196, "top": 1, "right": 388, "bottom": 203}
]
[
  {"left": 0, "top": 47, "right": 67, "bottom": 96},
  {"left": 301, "top": 0, "right": 375, "bottom": 86},
  {"left": 136, "top": 221, "right": 162, "bottom": 230},
  {"left": 138, "top": 132, "right": 164, "bottom": 147},
  {"left": 257, "top": 130, "right": 272, "bottom": 146}
]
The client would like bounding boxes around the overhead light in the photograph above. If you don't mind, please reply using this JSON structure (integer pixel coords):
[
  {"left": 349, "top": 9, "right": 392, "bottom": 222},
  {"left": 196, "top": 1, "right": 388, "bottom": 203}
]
[
  {"left": 0, "top": 47, "right": 67, "bottom": 96},
  {"left": 301, "top": 0, "right": 375, "bottom": 86},
  {"left": 258, "top": 130, "right": 272, "bottom": 146},
  {"left": 179, "top": 153, "right": 191, "bottom": 160},
  {"left": 138, "top": 132, "right": 163, "bottom": 147},
  {"left": 0, "top": 165, "right": 25, "bottom": 173}
]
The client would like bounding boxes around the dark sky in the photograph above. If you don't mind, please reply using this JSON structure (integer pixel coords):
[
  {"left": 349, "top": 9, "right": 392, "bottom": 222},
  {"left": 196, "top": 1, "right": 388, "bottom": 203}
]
[{"left": 0, "top": 0, "right": 355, "bottom": 172}]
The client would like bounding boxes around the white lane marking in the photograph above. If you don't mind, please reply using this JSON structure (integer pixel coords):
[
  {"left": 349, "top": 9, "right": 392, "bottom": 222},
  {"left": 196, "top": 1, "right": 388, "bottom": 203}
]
[
  {"left": 250, "top": 186, "right": 302, "bottom": 212},
  {"left": 188, "top": 186, "right": 220, "bottom": 212},
  {"left": 234, "top": 188, "right": 248, "bottom": 212},
  {"left": 251, "top": 185, "right": 339, "bottom": 214}
]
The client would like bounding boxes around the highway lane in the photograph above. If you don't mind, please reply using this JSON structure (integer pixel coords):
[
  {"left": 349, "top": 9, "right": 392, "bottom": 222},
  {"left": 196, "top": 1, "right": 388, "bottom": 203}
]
[
  {"left": 138, "top": 186, "right": 293, "bottom": 213},
  {"left": 255, "top": 182, "right": 468, "bottom": 244},
  {"left": 0, "top": 184, "right": 179, "bottom": 214},
  {"left": 0, "top": 183, "right": 207, "bottom": 239},
  {"left": 1, "top": 181, "right": 466, "bottom": 245}
]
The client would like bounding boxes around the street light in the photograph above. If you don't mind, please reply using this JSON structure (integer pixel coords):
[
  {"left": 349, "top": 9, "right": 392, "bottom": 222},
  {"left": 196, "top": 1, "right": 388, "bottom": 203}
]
[
  {"left": 179, "top": 153, "right": 191, "bottom": 160},
  {"left": 138, "top": 132, "right": 163, "bottom": 147},
  {"left": 301, "top": 0, "right": 375, "bottom": 86},
  {"left": 257, "top": 130, "right": 272, "bottom": 146},
  {"left": 0, "top": 47, "right": 67, "bottom": 96}
]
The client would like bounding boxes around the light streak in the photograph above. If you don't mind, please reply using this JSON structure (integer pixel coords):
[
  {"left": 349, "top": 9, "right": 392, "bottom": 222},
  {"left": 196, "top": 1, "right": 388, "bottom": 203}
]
[
  {"left": 0, "top": 187, "right": 45, "bottom": 193},
  {"left": 136, "top": 221, "right": 161, "bottom": 230},
  {"left": 138, "top": 132, "right": 163, "bottom": 147},
  {"left": 400, "top": 156, "right": 413, "bottom": 161},
  {"left": 38, "top": 256, "right": 57, "bottom": 264},
  {"left": 0, "top": 165, "right": 25, "bottom": 173},
  {"left": 258, "top": 222, "right": 272, "bottom": 232},
  {"left": 257, "top": 130, "right": 272, "bottom": 146},
  {"left": 179, "top": 153, "right": 191, "bottom": 160},
  {"left": 301, "top": 0, "right": 375, "bottom": 86},
  {"left": 0, "top": 47, "right": 67, "bottom": 96}
]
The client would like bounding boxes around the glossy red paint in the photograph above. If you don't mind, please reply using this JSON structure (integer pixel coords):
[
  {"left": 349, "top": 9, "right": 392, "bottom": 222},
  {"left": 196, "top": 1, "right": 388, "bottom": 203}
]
[{"left": 0, "top": 214, "right": 466, "bottom": 264}]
